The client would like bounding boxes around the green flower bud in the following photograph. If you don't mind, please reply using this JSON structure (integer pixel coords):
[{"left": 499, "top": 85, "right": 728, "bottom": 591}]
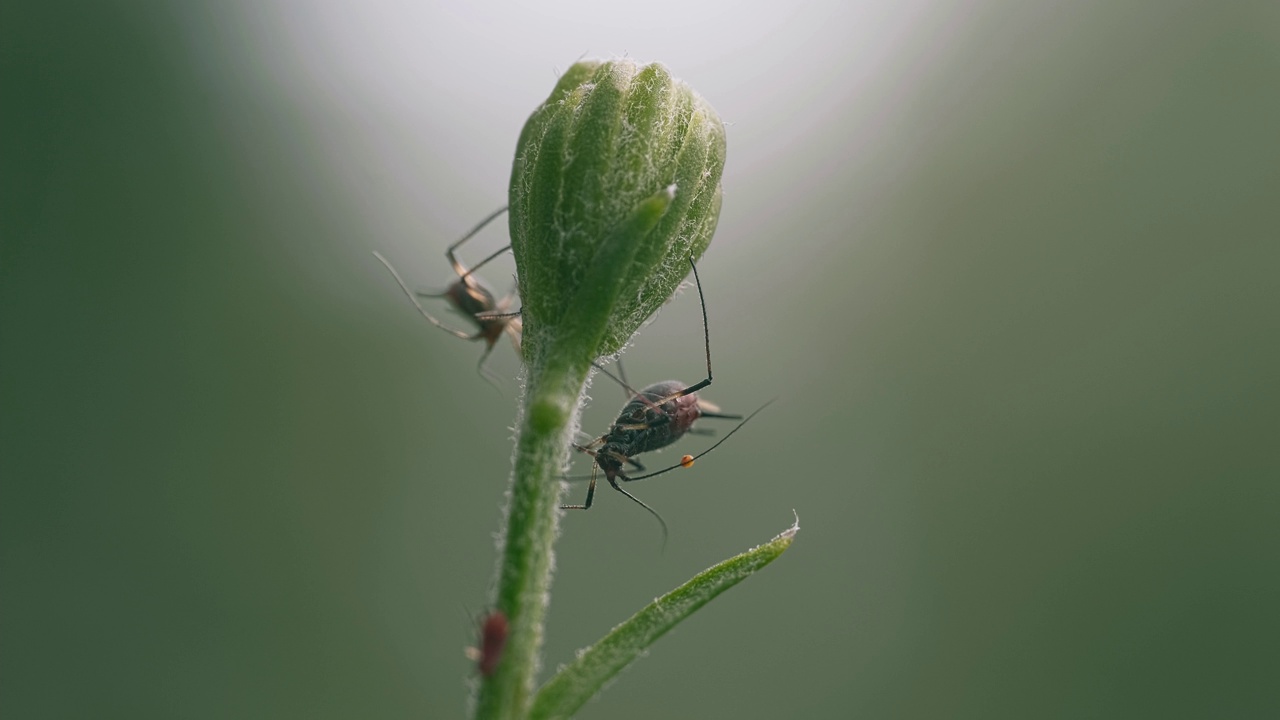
[{"left": 509, "top": 59, "right": 726, "bottom": 369}]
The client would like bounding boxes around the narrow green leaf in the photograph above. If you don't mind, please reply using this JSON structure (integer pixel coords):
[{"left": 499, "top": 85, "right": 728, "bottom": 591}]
[{"left": 528, "top": 517, "right": 801, "bottom": 720}]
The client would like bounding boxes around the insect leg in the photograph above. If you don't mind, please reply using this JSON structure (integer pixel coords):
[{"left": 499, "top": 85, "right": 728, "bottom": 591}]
[
  {"left": 474, "top": 338, "right": 503, "bottom": 389},
  {"left": 649, "top": 256, "right": 716, "bottom": 404},
  {"left": 561, "top": 463, "right": 598, "bottom": 511},
  {"left": 444, "top": 205, "right": 508, "bottom": 277},
  {"left": 607, "top": 472, "right": 668, "bottom": 548},
  {"left": 475, "top": 309, "right": 522, "bottom": 321}
]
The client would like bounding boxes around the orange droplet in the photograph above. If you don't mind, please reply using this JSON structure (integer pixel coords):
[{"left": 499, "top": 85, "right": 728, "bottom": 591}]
[{"left": 680, "top": 454, "right": 695, "bottom": 468}]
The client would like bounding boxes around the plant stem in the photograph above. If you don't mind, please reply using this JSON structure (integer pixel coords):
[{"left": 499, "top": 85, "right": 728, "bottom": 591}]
[{"left": 472, "top": 355, "right": 590, "bottom": 720}]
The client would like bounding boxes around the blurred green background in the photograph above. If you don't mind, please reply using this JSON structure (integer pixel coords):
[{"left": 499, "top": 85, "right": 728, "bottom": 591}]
[{"left": 4, "top": 1, "right": 1278, "bottom": 717}]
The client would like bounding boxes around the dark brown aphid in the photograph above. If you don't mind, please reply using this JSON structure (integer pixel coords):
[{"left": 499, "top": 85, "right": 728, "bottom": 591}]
[
  {"left": 464, "top": 610, "right": 509, "bottom": 678},
  {"left": 564, "top": 257, "right": 768, "bottom": 543},
  {"left": 373, "top": 206, "right": 521, "bottom": 382}
]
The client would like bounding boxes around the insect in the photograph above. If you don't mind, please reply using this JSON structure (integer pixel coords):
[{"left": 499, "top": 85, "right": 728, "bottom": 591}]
[
  {"left": 373, "top": 206, "right": 521, "bottom": 383},
  {"left": 464, "top": 610, "right": 509, "bottom": 678},
  {"left": 563, "top": 256, "right": 771, "bottom": 543}
]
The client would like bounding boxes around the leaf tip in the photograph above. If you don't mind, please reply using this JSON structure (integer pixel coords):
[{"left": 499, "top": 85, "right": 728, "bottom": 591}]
[{"left": 778, "top": 510, "right": 800, "bottom": 542}]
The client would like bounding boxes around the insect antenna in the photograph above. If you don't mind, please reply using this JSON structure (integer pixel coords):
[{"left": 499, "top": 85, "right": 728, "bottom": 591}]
[{"left": 609, "top": 479, "right": 669, "bottom": 551}]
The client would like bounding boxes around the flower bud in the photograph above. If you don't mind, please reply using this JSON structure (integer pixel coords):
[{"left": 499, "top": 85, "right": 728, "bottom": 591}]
[{"left": 509, "top": 59, "right": 726, "bottom": 367}]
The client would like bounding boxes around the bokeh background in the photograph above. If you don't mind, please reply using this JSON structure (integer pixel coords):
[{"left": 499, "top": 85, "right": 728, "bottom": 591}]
[{"left": 4, "top": 1, "right": 1278, "bottom": 717}]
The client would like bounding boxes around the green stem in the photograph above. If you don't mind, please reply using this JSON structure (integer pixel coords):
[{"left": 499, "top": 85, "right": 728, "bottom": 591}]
[{"left": 472, "top": 356, "right": 589, "bottom": 720}]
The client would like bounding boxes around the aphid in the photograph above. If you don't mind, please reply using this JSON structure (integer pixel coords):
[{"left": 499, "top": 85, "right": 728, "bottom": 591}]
[
  {"left": 464, "top": 610, "right": 509, "bottom": 678},
  {"left": 373, "top": 206, "right": 521, "bottom": 382},
  {"left": 563, "top": 257, "right": 770, "bottom": 542}
]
